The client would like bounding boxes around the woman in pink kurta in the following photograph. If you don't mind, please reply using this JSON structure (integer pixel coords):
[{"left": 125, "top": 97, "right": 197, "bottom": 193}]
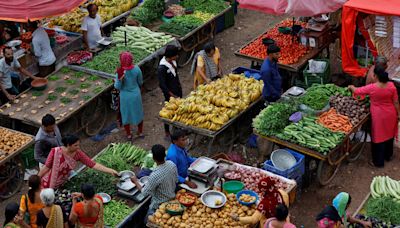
[{"left": 349, "top": 66, "right": 400, "bottom": 167}]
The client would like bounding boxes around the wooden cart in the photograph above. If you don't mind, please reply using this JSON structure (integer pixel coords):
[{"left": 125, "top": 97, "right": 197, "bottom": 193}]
[
  {"left": 159, "top": 97, "right": 263, "bottom": 155},
  {"left": 0, "top": 127, "right": 34, "bottom": 199},
  {"left": 256, "top": 114, "right": 370, "bottom": 186}
]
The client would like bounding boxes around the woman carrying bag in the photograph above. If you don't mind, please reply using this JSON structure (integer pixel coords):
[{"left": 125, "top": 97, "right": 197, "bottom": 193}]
[{"left": 19, "top": 175, "right": 45, "bottom": 228}]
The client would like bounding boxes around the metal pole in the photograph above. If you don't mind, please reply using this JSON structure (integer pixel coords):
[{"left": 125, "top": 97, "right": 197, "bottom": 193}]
[{"left": 124, "top": 31, "right": 127, "bottom": 46}]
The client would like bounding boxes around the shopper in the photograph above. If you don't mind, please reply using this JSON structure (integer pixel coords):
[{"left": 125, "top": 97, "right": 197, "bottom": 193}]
[
  {"left": 28, "top": 21, "right": 56, "bottom": 77},
  {"left": 4, "top": 202, "right": 30, "bottom": 228},
  {"left": 114, "top": 51, "right": 144, "bottom": 140},
  {"left": 366, "top": 56, "right": 387, "bottom": 85},
  {"left": 0, "top": 47, "right": 39, "bottom": 104},
  {"left": 157, "top": 45, "right": 182, "bottom": 140},
  {"left": 260, "top": 44, "right": 282, "bottom": 103},
  {"left": 264, "top": 204, "right": 296, "bottom": 228},
  {"left": 38, "top": 134, "right": 118, "bottom": 189},
  {"left": 34, "top": 114, "right": 63, "bottom": 168},
  {"left": 131, "top": 144, "right": 178, "bottom": 222},
  {"left": 36, "top": 188, "right": 68, "bottom": 228},
  {"left": 81, "top": 4, "right": 103, "bottom": 50},
  {"left": 69, "top": 184, "right": 104, "bottom": 227},
  {"left": 19, "top": 175, "right": 45, "bottom": 228},
  {"left": 316, "top": 192, "right": 372, "bottom": 228},
  {"left": 191, "top": 41, "right": 222, "bottom": 89},
  {"left": 349, "top": 66, "right": 400, "bottom": 167}
]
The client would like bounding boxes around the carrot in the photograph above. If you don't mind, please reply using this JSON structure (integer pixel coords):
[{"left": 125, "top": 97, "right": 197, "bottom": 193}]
[{"left": 317, "top": 108, "right": 353, "bottom": 133}]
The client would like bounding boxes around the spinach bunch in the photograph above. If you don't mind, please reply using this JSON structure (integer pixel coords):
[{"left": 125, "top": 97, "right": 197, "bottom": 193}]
[
  {"left": 182, "top": 0, "right": 229, "bottom": 14},
  {"left": 159, "top": 15, "right": 203, "bottom": 36}
]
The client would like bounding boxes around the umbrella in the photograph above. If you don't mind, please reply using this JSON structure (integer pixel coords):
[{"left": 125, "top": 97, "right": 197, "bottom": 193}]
[{"left": 0, "top": 0, "right": 86, "bottom": 22}]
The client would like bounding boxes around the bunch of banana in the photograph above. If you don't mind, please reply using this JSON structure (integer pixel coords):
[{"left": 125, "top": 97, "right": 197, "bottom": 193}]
[{"left": 159, "top": 74, "right": 263, "bottom": 131}]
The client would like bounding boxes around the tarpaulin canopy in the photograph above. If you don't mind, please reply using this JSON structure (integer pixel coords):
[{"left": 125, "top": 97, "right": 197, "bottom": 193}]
[
  {"left": 0, "top": 0, "right": 86, "bottom": 22},
  {"left": 237, "top": 0, "right": 346, "bottom": 16},
  {"left": 341, "top": 0, "right": 400, "bottom": 77}
]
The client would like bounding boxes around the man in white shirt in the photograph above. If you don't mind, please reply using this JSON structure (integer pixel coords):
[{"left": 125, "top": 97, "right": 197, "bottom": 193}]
[
  {"left": 81, "top": 4, "right": 103, "bottom": 50},
  {"left": 28, "top": 21, "right": 56, "bottom": 77},
  {"left": 0, "top": 47, "right": 39, "bottom": 104}
]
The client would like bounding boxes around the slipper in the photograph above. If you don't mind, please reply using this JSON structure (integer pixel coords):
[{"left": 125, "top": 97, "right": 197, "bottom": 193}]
[{"left": 133, "top": 134, "right": 145, "bottom": 140}]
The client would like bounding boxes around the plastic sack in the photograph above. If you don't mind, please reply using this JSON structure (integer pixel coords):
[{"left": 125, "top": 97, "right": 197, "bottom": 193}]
[{"left": 307, "top": 59, "right": 327, "bottom": 73}]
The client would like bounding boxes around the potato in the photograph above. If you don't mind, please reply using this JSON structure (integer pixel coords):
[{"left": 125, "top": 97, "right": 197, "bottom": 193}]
[
  {"left": 191, "top": 206, "right": 197, "bottom": 213},
  {"left": 155, "top": 211, "right": 162, "bottom": 219},
  {"left": 163, "top": 213, "right": 171, "bottom": 219},
  {"left": 167, "top": 217, "right": 174, "bottom": 225}
]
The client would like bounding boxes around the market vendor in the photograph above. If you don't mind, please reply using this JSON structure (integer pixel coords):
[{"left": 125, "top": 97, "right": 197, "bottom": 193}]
[
  {"left": 191, "top": 41, "right": 222, "bottom": 89},
  {"left": 0, "top": 21, "right": 20, "bottom": 45},
  {"left": 81, "top": 4, "right": 103, "bottom": 50},
  {"left": 28, "top": 21, "right": 56, "bottom": 77},
  {"left": 166, "top": 130, "right": 198, "bottom": 189},
  {"left": 157, "top": 45, "right": 182, "bottom": 140},
  {"left": 38, "top": 134, "right": 118, "bottom": 189},
  {"left": 130, "top": 144, "right": 178, "bottom": 221},
  {"left": 366, "top": 56, "right": 387, "bottom": 85},
  {"left": 0, "top": 46, "right": 39, "bottom": 104},
  {"left": 34, "top": 114, "right": 63, "bottom": 168},
  {"left": 231, "top": 177, "right": 289, "bottom": 228},
  {"left": 260, "top": 44, "right": 282, "bottom": 103},
  {"left": 316, "top": 192, "right": 372, "bottom": 228},
  {"left": 349, "top": 67, "right": 400, "bottom": 167}
]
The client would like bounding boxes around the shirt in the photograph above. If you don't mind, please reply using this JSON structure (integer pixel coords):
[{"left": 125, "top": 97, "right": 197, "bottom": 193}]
[
  {"left": 166, "top": 144, "right": 196, "bottom": 183},
  {"left": 260, "top": 58, "right": 282, "bottom": 102},
  {"left": 81, "top": 15, "right": 102, "bottom": 49},
  {"left": 36, "top": 207, "right": 68, "bottom": 227},
  {"left": 142, "top": 160, "right": 178, "bottom": 211},
  {"left": 34, "top": 126, "right": 63, "bottom": 164},
  {"left": 0, "top": 57, "right": 21, "bottom": 89},
  {"left": 32, "top": 27, "right": 56, "bottom": 66},
  {"left": 157, "top": 63, "right": 182, "bottom": 101}
]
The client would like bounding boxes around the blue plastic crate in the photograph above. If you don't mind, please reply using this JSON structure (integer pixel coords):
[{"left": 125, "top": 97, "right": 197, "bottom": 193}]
[
  {"left": 232, "top": 67, "right": 262, "bottom": 80},
  {"left": 263, "top": 149, "right": 305, "bottom": 180},
  {"left": 216, "top": 14, "right": 225, "bottom": 33}
]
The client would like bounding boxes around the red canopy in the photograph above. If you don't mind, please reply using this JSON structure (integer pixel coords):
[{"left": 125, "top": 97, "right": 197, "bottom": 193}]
[
  {"left": 0, "top": 0, "right": 86, "bottom": 22},
  {"left": 341, "top": 0, "right": 400, "bottom": 77}
]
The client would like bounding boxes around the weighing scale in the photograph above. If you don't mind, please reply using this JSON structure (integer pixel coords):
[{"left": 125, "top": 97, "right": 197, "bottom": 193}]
[
  {"left": 187, "top": 157, "right": 219, "bottom": 188},
  {"left": 117, "top": 178, "right": 146, "bottom": 203}
]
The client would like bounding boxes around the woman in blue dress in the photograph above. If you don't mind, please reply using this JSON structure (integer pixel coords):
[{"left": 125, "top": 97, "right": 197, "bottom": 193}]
[{"left": 114, "top": 51, "right": 144, "bottom": 140}]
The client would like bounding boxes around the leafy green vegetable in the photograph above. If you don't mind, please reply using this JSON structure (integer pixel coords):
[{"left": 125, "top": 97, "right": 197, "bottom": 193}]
[
  {"left": 300, "top": 84, "right": 351, "bottom": 110},
  {"left": 55, "top": 87, "right": 67, "bottom": 93},
  {"left": 88, "top": 75, "right": 99, "bottom": 81},
  {"left": 105, "top": 79, "right": 113, "bottom": 86},
  {"left": 93, "top": 86, "right": 103, "bottom": 94},
  {"left": 159, "top": 15, "right": 203, "bottom": 36},
  {"left": 48, "top": 75, "right": 60, "bottom": 81},
  {"left": 80, "top": 83, "right": 91, "bottom": 89},
  {"left": 60, "top": 68, "right": 71, "bottom": 74},
  {"left": 82, "top": 95, "right": 92, "bottom": 101},
  {"left": 32, "top": 91, "right": 43, "bottom": 97},
  {"left": 64, "top": 169, "right": 117, "bottom": 195},
  {"left": 60, "top": 97, "right": 72, "bottom": 104},
  {"left": 95, "top": 150, "right": 132, "bottom": 171},
  {"left": 182, "top": 0, "right": 229, "bottom": 14},
  {"left": 66, "top": 79, "right": 76, "bottom": 85},
  {"left": 103, "top": 200, "right": 133, "bottom": 227},
  {"left": 366, "top": 197, "right": 400, "bottom": 224},
  {"left": 74, "top": 71, "right": 85, "bottom": 78},
  {"left": 106, "top": 143, "right": 149, "bottom": 166},
  {"left": 47, "top": 94, "right": 57, "bottom": 101},
  {"left": 130, "top": 0, "right": 164, "bottom": 25},
  {"left": 142, "top": 153, "right": 155, "bottom": 169},
  {"left": 68, "top": 89, "right": 80, "bottom": 95}
]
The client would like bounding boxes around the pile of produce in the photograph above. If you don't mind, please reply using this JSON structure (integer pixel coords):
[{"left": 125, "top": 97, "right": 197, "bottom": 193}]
[
  {"left": 317, "top": 108, "right": 353, "bottom": 133},
  {"left": 370, "top": 176, "right": 400, "bottom": 201},
  {"left": 64, "top": 169, "right": 116, "bottom": 195},
  {"left": 55, "top": 189, "right": 73, "bottom": 217},
  {"left": 149, "top": 193, "right": 254, "bottom": 227},
  {"left": 158, "top": 15, "right": 203, "bottom": 36},
  {"left": 97, "top": 143, "right": 150, "bottom": 167},
  {"left": 104, "top": 200, "right": 134, "bottom": 227},
  {"left": 182, "top": 0, "right": 229, "bottom": 14},
  {"left": 330, "top": 94, "right": 369, "bottom": 126},
  {"left": 239, "top": 19, "right": 308, "bottom": 65},
  {"left": 167, "top": 4, "right": 185, "bottom": 16},
  {"left": 159, "top": 74, "right": 263, "bottom": 131},
  {"left": 50, "top": 0, "right": 137, "bottom": 32},
  {"left": 350, "top": 214, "right": 398, "bottom": 228},
  {"left": 67, "top": 51, "right": 93, "bottom": 65},
  {"left": 0, "top": 128, "right": 32, "bottom": 154},
  {"left": 300, "top": 84, "right": 350, "bottom": 110},
  {"left": 81, "top": 46, "right": 149, "bottom": 74},
  {"left": 253, "top": 102, "right": 297, "bottom": 136},
  {"left": 276, "top": 116, "right": 345, "bottom": 154},
  {"left": 192, "top": 11, "right": 215, "bottom": 23},
  {"left": 113, "top": 26, "right": 174, "bottom": 52},
  {"left": 130, "top": 0, "right": 164, "bottom": 25}
]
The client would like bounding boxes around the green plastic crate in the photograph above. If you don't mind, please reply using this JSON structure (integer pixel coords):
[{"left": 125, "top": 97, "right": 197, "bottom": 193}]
[
  {"left": 303, "top": 59, "right": 330, "bottom": 88},
  {"left": 21, "top": 146, "right": 37, "bottom": 169},
  {"left": 224, "top": 7, "right": 235, "bottom": 29}
]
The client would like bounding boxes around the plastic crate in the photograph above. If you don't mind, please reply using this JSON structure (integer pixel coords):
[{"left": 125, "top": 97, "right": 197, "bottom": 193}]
[
  {"left": 21, "top": 146, "right": 37, "bottom": 169},
  {"left": 216, "top": 14, "right": 225, "bottom": 33},
  {"left": 303, "top": 59, "right": 330, "bottom": 88},
  {"left": 232, "top": 67, "right": 262, "bottom": 80},
  {"left": 263, "top": 149, "right": 305, "bottom": 180},
  {"left": 224, "top": 7, "right": 235, "bottom": 29}
]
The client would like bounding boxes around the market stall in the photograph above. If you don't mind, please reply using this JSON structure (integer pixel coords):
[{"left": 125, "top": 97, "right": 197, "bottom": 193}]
[
  {"left": 234, "top": 19, "right": 337, "bottom": 87},
  {"left": 158, "top": 73, "right": 264, "bottom": 154},
  {"left": 0, "top": 127, "right": 34, "bottom": 199},
  {"left": 0, "top": 67, "right": 113, "bottom": 136},
  {"left": 253, "top": 84, "right": 370, "bottom": 185}
]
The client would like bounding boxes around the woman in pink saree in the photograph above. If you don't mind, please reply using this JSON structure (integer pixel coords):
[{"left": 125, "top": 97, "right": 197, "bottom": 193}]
[{"left": 38, "top": 134, "right": 118, "bottom": 189}]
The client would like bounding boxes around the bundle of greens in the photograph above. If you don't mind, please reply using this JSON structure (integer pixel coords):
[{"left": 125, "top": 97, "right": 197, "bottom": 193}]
[
  {"left": 64, "top": 169, "right": 116, "bottom": 195},
  {"left": 182, "top": 0, "right": 229, "bottom": 14},
  {"left": 158, "top": 15, "right": 203, "bottom": 36},
  {"left": 131, "top": 0, "right": 164, "bottom": 25},
  {"left": 104, "top": 200, "right": 134, "bottom": 227},
  {"left": 366, "top": 197, "right": 400, "bottom": 225}
]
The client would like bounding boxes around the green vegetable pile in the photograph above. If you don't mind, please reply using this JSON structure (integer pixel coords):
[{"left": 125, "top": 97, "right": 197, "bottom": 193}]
[
  {"left": 80, "top": 83, "right": 91, "bottom": 89},
  {"left": 32, "top": 91, "right": 43, "bottom": 97},
  {"left": 276, "top": 116, "right": 345, "bottom": 154},
  {"left": 60, "top": 97, "right": 72, "bottom": 104},
  {"left": 82, "top": 95, "right": 92, "bottom": 101},
  {"left": 47, "top": 94, "right": 57, "bottom": 101},
  {"left": 130, "top": 0, "right": 164, "bottom": 25},
  {"left": 93, "top": 86, "right": 104, "bottom": 94},
  {"left": 82, "top": 46, "right": 149, "bottom": 74},
  {"left": 158, "top": 15, "right": 203, "bottom": 36},
  {"left": 182, "top": 0, "right": 229, "bottom": 14},
  {"left": 64, "top": 169, "right": 116, "bottom": 195},
  {"left": 68, "top": 89, "right": 80, "bottom": 95},
  {"left": 366, "top": 197, "right": 400, "bottom": 225},
  {"left": 370, "top": 176, "right": 400, "bottom": 201},
  {"left": 106, "top": 143, "right": 149, "bottom": 167},
  {"left": 55, "top": 87, "right": 67, "bottom": 93},
  {"left": 253, "top": 102, "right": 297, "bottom": 136},
  {"left": 103, "top": 200, "right": 133, "bottom": 227},
  {"left": 300, "top": 84, "right": 351, "bottom": 110},
  {"left": 48, "top": 75, "right": 60, "bottom": 81}
]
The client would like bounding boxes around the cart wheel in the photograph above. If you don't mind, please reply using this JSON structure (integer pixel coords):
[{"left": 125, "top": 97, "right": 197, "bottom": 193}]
[
  {"left": 347, "top": 129, "right": 368, "bottom": 162},
  {"left": 60, "top": 116, "right": 79, "bottom": 135},
  {"left": 177, "top": 49, "right": 195, "bottom": 67},
  {"left": 0, "top": 159, "right": 24, "bottom": 199},
  {"left": 317, "top": 158, "right": 341, "bottom": 186},
  {"left": 81, "top": 98, "right": 107, "bottom": 136}
]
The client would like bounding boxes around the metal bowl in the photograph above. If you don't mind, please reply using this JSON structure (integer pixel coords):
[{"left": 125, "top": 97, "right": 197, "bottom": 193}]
[
  {"left": 201, "top": 190, "right": 227, "bottom": 209},
  {"left": 139, "top": 176, "right": 149, "bottom": 185},
  {"left": 119, "top": 170, "right": 135, "bottom": 181},
  {"left": 271, "top": 149, "right": 296, "bottom": 171},
  {"left": 31, "top": 78, "right": 48, "bottom": 91},
  {"left": 98, "top": 192, "right": 111, "bottom": 203}
]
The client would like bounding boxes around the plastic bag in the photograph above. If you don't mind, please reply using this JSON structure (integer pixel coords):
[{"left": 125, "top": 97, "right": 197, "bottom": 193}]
[{"left": 307, "top": 59, "right": 327, "bottom": 73}]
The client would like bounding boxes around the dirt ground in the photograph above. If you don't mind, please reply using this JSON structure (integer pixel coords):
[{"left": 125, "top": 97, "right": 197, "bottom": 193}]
[{"left": 1, "top": 8, "right": 400, "bottom": 227}]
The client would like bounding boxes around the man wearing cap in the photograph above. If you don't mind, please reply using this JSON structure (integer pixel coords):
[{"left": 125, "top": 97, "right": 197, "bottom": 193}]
[
  {"left": 260, "top": 44, "right": 282, "bottom": 103},
  {"left": 157, "top": 45, "right": 182, "bottom": 140}
]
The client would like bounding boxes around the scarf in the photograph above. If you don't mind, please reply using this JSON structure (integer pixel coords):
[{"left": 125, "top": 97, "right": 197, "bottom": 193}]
[
  {"left": 190, "top": 50, "right": 218, "bottom": 79},
  {"left": 332, "top": 192, "right": 349, "bottom": 225},
  {"left": 116, "top": 51, "right": 134, "bottom": 80},
  {"left": 46, "top": 205, "right": 63, "bottom": 228},
  {"left": 257, "top": 177, "right": 284, "bottom": 218},
  {"left": 160, "top": 56, "right": 177, "bottom": 77},
  {"left": 316, "top": 205, "right": 342, "bottom": 222}
]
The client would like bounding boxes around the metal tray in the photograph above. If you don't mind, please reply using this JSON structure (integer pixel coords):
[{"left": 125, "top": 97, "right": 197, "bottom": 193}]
[{"left": 189, "top": 157, "right": 217, "bottom": 174}]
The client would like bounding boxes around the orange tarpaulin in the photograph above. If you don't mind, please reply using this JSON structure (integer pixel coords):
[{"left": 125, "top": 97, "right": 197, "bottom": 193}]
[
  {"left": 0, "top": 0, "right": 86, "bottom": 22},
  {"left": 341, "top": 0, "right": 400, "bottom": 77}
]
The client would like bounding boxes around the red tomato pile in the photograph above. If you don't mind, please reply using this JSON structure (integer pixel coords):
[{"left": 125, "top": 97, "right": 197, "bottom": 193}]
[{"left": 239, "top": 19, "right": 309, "bottom": 65}]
